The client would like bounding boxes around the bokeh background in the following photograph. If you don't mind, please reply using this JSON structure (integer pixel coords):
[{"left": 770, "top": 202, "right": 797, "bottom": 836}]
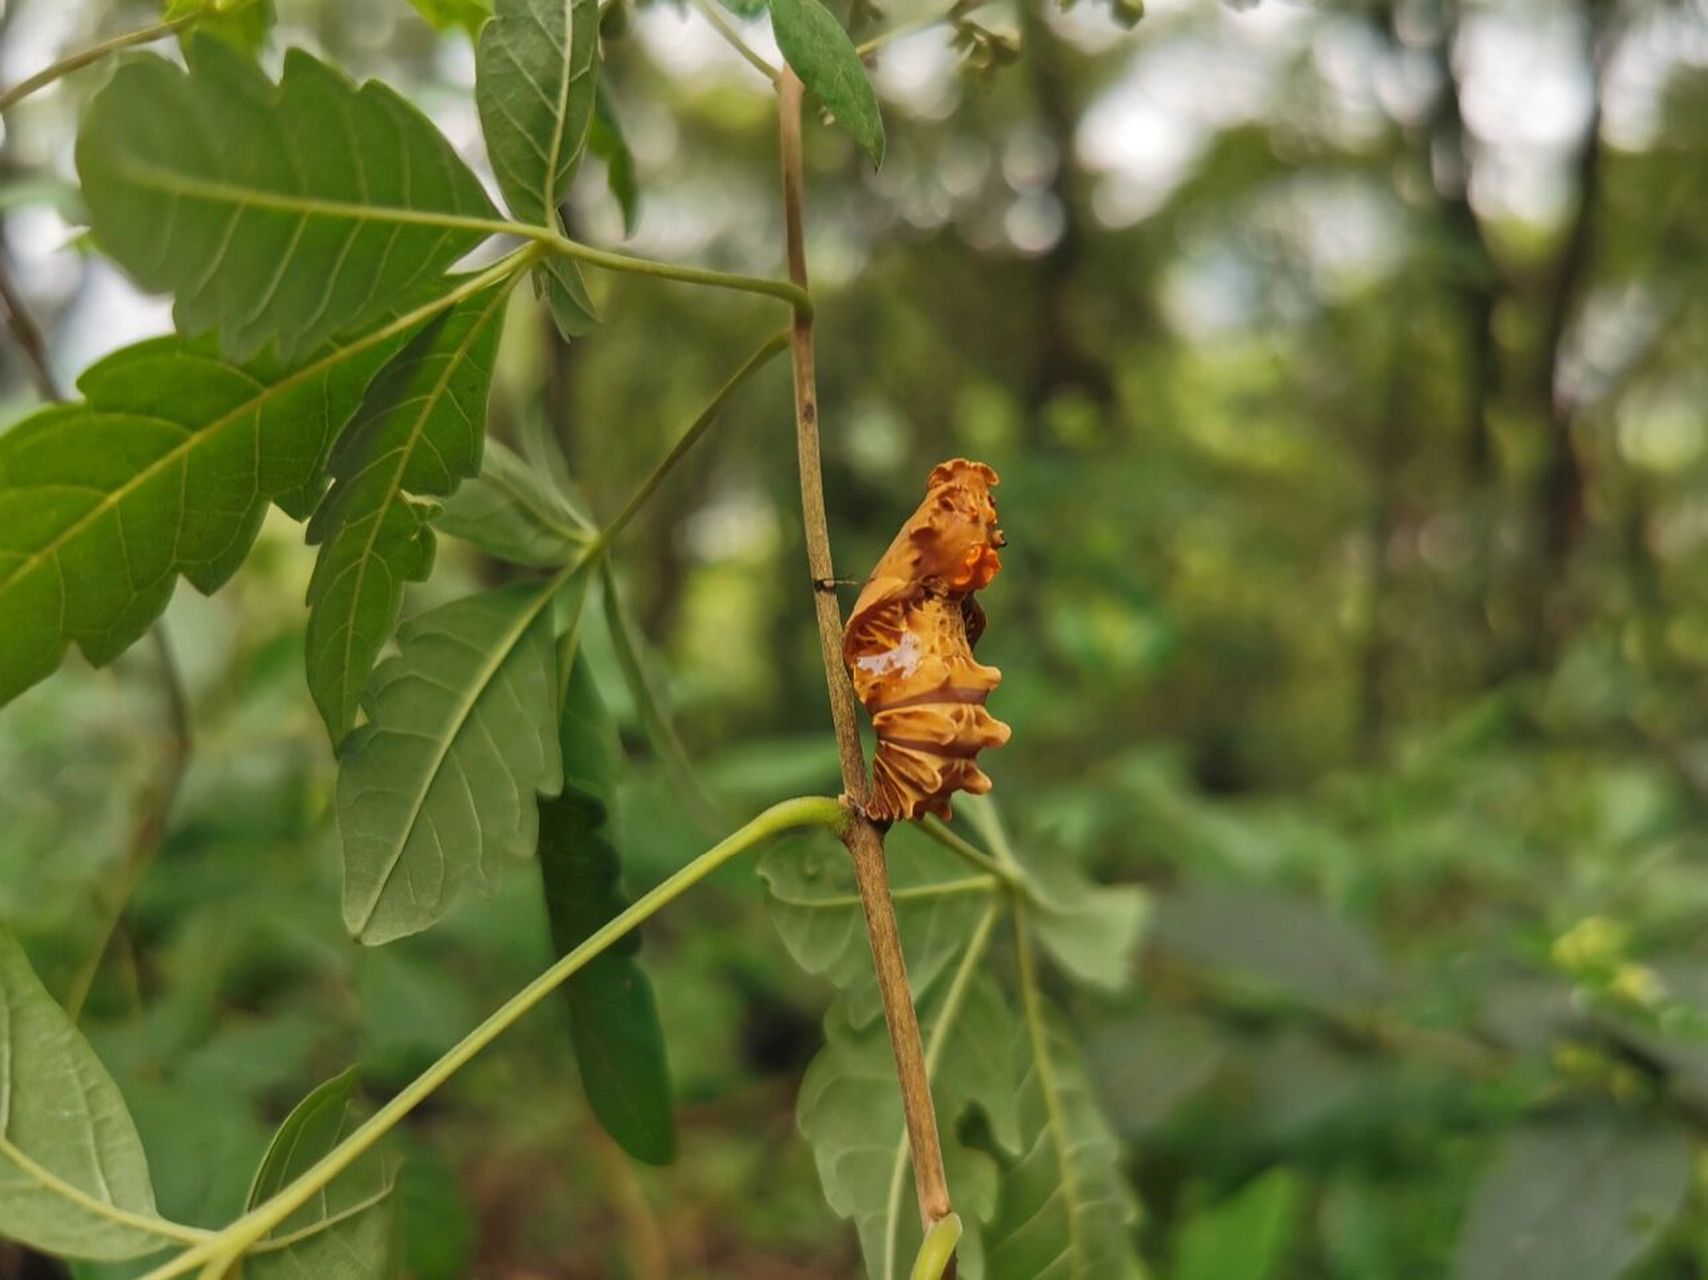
[{"left": 4, "top": 0, "right": 1708, "bottom": 1275}]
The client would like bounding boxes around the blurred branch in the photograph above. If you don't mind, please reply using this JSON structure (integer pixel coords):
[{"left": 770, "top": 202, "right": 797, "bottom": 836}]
[
  {"left": 0, "top": 251, "right": 60, "bottom": 400},
  {"left": 0, "top": 11, "right": 197, "bottom": 116},
  {"left": 777, "top": 66, "right": 957, "bottom": 1254},
  {"left": 689, "top": 0, "right": 781, "bottom": 83}
]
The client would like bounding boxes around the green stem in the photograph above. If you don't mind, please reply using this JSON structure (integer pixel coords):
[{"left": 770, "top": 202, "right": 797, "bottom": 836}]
[
  {"left": 595, "top": 331, "right": 790, "bottom": 548},
  {"left": 856, "top": 0, "right": 990, "bottom": 56},
  {"left": 919, "top": 815, "right": 1017, "bottom": 885},
  {"left": 1014, "top": 901, "right": 1085, "bottom": 1267},
  {"left": 689, "top": 0, "right": 782, "bottom": 82},
  {"left": 910, "top": 1214, "right": 964, "bottom": 1280},
  {"left": 600, "top": 561, "right": 729, "bottom": 835},
  {"left": 139, "top": 796, "right": 850, "bottom": 1280},
  {"left": 790, "top": 876, "right": 999, "bottom": 911},
  {"left": 0, "top": 13, "right": 195, "bottom": 115}
]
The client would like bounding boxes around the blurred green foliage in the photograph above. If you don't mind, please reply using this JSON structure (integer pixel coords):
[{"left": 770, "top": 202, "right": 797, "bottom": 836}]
[{"left": 3, "top": 0, "right": 1708, "bottom": 1275}]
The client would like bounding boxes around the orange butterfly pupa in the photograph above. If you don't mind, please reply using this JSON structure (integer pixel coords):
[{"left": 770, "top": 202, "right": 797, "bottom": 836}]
[{"left": 842, "top": 459, "right": 1011, "bottom": 822}]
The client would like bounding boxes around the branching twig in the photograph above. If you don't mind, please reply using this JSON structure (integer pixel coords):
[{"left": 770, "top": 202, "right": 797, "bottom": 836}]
[{"left": 776, "top": 68, "right": 955, "bottom": 1246}]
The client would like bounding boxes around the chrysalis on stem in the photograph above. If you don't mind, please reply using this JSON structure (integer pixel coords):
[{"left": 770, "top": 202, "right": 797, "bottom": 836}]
[{"left": 843, "top": 459, "right": 1011, "bottom": 821}]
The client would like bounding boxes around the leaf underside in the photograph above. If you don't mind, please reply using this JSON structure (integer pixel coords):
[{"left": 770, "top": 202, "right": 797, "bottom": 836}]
[
  {"left": 434, "top": 435, "right": 589, "bottom": 568},
  {"left": 305, "top": 281, "right": 509, "bottom": 739},
  {"left": 0, "top": 927, "right": 165, "bottom": 1260},
  {"left": 77, "top": 39, "right": 496, "bottom": 361},
  {"left": 338, "top": 579, "right": 573, "bottom": 945}
]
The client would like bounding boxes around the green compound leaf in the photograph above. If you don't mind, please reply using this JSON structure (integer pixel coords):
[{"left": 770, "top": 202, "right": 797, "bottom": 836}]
[
  {"left": 538, "top": 651, "right": 677, "bottom": 1165},
  {"left": 435, "top": 436, "right": 590, "bottom": 568},
  {"left": 476, "top": 0, "right": 600, "bottom": 228},
  {"left": 339, "top": 577, "right": 579, "bottom": 945},
  {"left": 0, "top": 318, "right": 412, "bottom": 706},
  {"left": 799, "top": 972, "right": 1019, "bottom": 1280},
  {"left": 770, "top": 0, "right": 885, "bottom": 167},
  {"left": 244, "top": 1069, "right": 399, "bottom": 1279},
  {"left": 535, "top": 255, "right": 600, "bottom": 343},
  {"left": 0, "top": 926, "right": 173, "bottom": 1260},
  {"left": 77, "top": 39, "right": 496, "bottom": 361},
  {"left": 305, "top": 280, "right": 510, "bottom": 740}
]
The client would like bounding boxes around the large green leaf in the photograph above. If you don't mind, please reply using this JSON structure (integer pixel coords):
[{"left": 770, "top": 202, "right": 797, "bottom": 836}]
[
  {"left": 243, "top": 1069, "right": 398, "bottom": 1279},
  {"left": 475, "top": 0, "right": 599, "bottom": 228},
  {"left": 434, "top": 436, "right": 590, "bottom": 568},
  {"left": 759, "top": 823, "right": 997, "bottom": 1028},
  {"left": 305, "top": 281, "right": 509, "bottom": 739},
  {"left": 77, "top": 40, "right": 496, "bottom": 360},
  {"left": 0, "top": 321, "right": 407, "bottom": 706},
  {"left": 339, "top": 577, "right": 577, "bottom": 944},
  {"left": 984, "top": 1000, "right": 1142, "bottom": 1280},
  {"left": 799, "top": 972, "right": 1019, "bottom": 1280},
  {"left": 538, "top": 652, "right": 676, "bottom": 1165},
  {"left": 0, "top": 927, "right": 174, "bottom": 1260},
  {"left": 1452, "top": 1113, "right": 1690, "bottom": 1280},
  {"left": 770, "top": 0, "right": 885, "bottom": 166}
]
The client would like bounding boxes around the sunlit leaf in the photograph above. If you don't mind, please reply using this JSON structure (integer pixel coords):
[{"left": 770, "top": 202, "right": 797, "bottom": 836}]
[
  {"left": 0, "top": 927, "right": 171, "bottom": 1260},
  {"left": 305, "top": 281, "right": 509, "bottom": 739},
  {"left": 799, "top": 973, "right": 1018, "bottom": 1280},
  {"left": 77, "top": 40, "right": 496, "bottom": 360},
  {"left": 770, "top": 0, "right": 885, "bottom": 166},
  {"left": 1453, "top": 1113, "right": 1690, "bottom": 1280},
  {"left": 404, "top": 0, "right": 492, "bottom": 35},
  {"left": 165, "top": 0, "right": 276, "bottom": 55},
  {"left": 475, "top": 0, "right": 599, "bottom": 228},
  {"left": 538, "top": 651, "right": 676, "bottom": 1165},
  {"left": 339, "top": 577, "right": 579, "bottom": 944},
  {"left": 244, "top": 1069, "right": 399, "bottom": 1279},
  {"left": 0, "top": 319, "right": 411, "bottom": 706}
]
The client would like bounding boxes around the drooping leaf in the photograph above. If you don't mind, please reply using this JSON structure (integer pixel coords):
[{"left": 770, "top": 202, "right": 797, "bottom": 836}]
[
  {"left": 799, "top": 973, "right": 1019, "bottom": 1280},
  {"left": 244, "top": 1069, "right": 399, "bottom": 1279},
  {"left": 339, "top": 577, "right": 579, "bottom": 945},
  {"left": 304, "top": 281, "right": 509, "bottom": 739},
  {"left": 0, "top": 927, "right": 171, "bottom": 1260},
  {"left": 536, "top": 255, "right": 600, "bottom": 343},
  {"left": 770, "top": 0, "right": 885, "bottom": 167},
  {"left": 77, "top": 40, "right": 496, "bottom": 360},
  {"left": 1452, "top": 1113, "right": 1690, "bottom": 1280},
  {"left": 984, "top": 1000, "right": 1142, "bottom": 1280},
  {"left": 475, "top": 0, "right": 600, "bottom": 228},
  {"left": 165, "top": 0, "right": 276, "bottom": 55},
  {"left": 434, "top": 436, "right": 590, "bottom": 567},
  {"left": 759, "top": 822, "right": 997, "bottom": 1027},
  {"left": 1176, "top": 1169, "right": 1302, "bottom": 1280},
  {"left": 590, "top": 85, "right": 639, "bottom": 237},
  {"left": 404, "top": 0, "right": 492, "bottom": 35},
  {"left": 538, "top": 651, "right": 676, "bottom": 1165},
  {"left": 0, "top": 320, "right": 409, "bottom": 706}
]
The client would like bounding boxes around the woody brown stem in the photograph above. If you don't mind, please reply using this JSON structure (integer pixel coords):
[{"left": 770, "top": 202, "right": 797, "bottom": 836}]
[{"left": 777, "top": 69, "right": 956, "bottom": 1243}]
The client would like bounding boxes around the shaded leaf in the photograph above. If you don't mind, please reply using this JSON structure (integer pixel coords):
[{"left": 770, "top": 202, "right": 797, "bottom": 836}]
[
  {"left": 0, "top": 927, "right": 169, "bottom": 1260},
  {"left": 799, "top": 973, "right": 1019, "bottom": 1280},
  {"left": 770, "top": 0, "right": 885, "bottom": 166},
  {"left": 305, "top": 281, "right": 509, "bottom": 738},
  {"left": 434, "top": 436, "right": 590, "bottom": 568},
  {"left": 77, "top": 40, "right": 495, "bottom": 360},
  {"left": 1149, "top": 885, "right": 1387, "bottom": 1012},
  {"left": 165, "top": 0, "right": 276, "bottom": 55},
  {"left": 0, "top": 320, "right": 408, "bottom": 706},
  {"left": 984, "top": 1005, "right": 1142, "bottom": 1280},
  {"left": 759, "top": 822, "right": 996, "bottom": 1027},
  {"left": 405, "top": 0, "right": 492, "bottom": 35},
  {"left": 590, "top": 85, "right": 639, "bottom": 237},
  {"left": 1177, "top": 1169, "right": 1301, "bottom": 1280},
  {"left": 1453, "top": 1113, "right": 1690, "bottom": 1280},
  {"left": 339, "top": 578, "right": 578, "bottom": 944},
  {"left": 535, "top": 255, "right": 600, "bottom": 343},
  {"left": 244, "top": 1069, "right": 399, "bottom": 1279},
  {"left": 538, "top": 652, "right": 676, "bottom": 1164},
  {"left": 475, "top": 0, "right": 600, "bottom": 228}
]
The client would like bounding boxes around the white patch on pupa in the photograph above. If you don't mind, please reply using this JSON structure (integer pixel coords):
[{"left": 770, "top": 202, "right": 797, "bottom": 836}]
[{"left": 856, "top": 630, "right": 923, "bottom": 678}]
